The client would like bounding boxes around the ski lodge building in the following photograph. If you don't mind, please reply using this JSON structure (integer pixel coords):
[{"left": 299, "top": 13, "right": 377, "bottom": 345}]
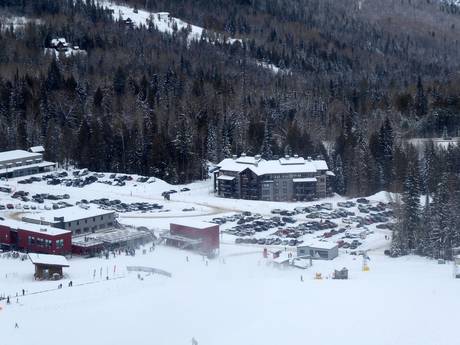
[
  {"left": 214, "top": 154, "right": 334, "bottom": 201},
  {"left": 21, "top": 206, "right": 151, "bottom": 255},
  {"left": 22, "top": 206, "right": 117, "bottom": 236},
  {"left": 0, "top": 148, "right": 56, "bottom": 179},
  {"left": 0, "top": 219, "right": 72, "bottom": 255}
]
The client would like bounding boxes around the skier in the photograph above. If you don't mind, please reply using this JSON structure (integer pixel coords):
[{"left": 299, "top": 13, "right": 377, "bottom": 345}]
[
  {"left": 22, "top": 289, "right": 25, "bottom": 296},
  {"left": 301, "top": 275, "right": 303, "bottom": 282},
  {"left": 192, "top": 337, "right": 198, "bottom": 345},
  {"left": 6, "top": 296, "right": 10, "bottom": 304},
  {"left": 15, "top": 322, "right": 19, "bottom": 329}
]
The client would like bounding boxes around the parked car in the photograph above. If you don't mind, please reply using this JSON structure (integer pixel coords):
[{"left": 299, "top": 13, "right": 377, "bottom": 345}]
[{"left": 180, "top": 187, "right": 191, "bottom": 192}]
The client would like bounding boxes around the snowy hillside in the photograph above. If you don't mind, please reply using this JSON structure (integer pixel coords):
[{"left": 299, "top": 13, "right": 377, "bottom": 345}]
[
  {"left": 99, "top": 1, "right": 286, "bottom": 74},
  {"left": 101, "top": 1, "right": 241, "bottom": 45}
]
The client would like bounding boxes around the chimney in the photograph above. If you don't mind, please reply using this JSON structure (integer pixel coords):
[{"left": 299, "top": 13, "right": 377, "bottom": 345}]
[
  {"left": 241, "top": 152, "right": 246, "bottom": 157},
  {"left": 285, "top": 154, "right": 290, "bottom": 159},
  {"left": 232, "top": 155, "right": 237, "bottom": 160},
  {"left": 307, "top": 156, "right": 312, "bottom": 161},
  {"left": 294, "top": 154, "right": 299, "bottom": 158}
]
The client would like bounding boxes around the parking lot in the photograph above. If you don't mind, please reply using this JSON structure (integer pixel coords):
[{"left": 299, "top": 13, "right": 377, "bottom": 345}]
[{"left": 213, "top": 198, "right": 395, "bottom": 253}]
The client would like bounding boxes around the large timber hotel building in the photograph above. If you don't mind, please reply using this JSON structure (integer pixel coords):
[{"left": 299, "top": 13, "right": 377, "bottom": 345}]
[{"left": 214, "top": 154, "right": 334, "bottom": 201}]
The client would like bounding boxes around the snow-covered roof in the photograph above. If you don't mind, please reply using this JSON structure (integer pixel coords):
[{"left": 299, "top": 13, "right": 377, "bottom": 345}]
[
  {"left": 217, "top": 175, "right": 235, "bottom": 181},
  {"left": 217, "top": 155, "right": 328, "bottom": 176},
  {"left": 29, "top": 145, "right": 45, "bottom": 153},
  {"left": 293, "top": 177, "right": 317, "bottom": 183},
  {"left": 28, "top": 253, "right": 69, "bottom": 267},
  {"left": 0, "top": 218, "right": 71, "bottom": 236},
  {"left": 236, "top": 155, "right": 261, "bottom": 165},
  {"left": 299, "top": 241, "right": 338, "bottom": 250},
  {"left": 23, "top": 205, "right": 115, "bottom": 224},
  {"left": 326, "top": 171, "right": 335, "bottom": 176},
  {"left": 0, "top": 150, "right": 41, "bottom": 162},
  {"left": 171, "top": 220, "right": 217, "bottom": 230},
  {"left": 272, "top": 252, "right": 291, "bottom": 264},
  {"left": 279, "top": 157, "right": 305, "bottom": 165}
]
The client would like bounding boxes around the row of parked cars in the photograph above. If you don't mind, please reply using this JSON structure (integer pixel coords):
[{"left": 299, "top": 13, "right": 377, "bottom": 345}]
[
  {"left": 80, "top": 198, "right": 164, "bottom": 213},
  {"left": 235, "top": 237, "right": 302, "bottom": 246}
]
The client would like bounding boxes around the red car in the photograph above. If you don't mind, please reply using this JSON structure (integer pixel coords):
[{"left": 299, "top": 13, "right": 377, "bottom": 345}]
[{"left": 6, "top": 204, "right": 14, "bottom": 209}]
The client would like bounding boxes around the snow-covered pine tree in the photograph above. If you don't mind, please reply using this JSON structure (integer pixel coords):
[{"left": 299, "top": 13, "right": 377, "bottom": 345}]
[
  {"left": 418, "top": 194, "right": 432, "bottom": 256},
  {"left": 401, "top": 160, "right": 421, "bottom": 251},
  {"left": 206, "top": 123, "right": 218, "bottom": 163},
  {"left": 334, "top": 154, "right": 345, "bottom": 195},
  {"left": 430, "top": 173, "right": 450, "bottom": 259},
  {"left": 260, "top": 119, "right": 274, "bottom": 159}
]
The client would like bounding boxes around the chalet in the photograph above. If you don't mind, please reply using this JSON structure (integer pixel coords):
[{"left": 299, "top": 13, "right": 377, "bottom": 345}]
[
  {"left": 46, "top": 38, "right": 86, "bottom": 58},
  {"left": 214, "top": 154, "right": 334, "bottom": 201}
]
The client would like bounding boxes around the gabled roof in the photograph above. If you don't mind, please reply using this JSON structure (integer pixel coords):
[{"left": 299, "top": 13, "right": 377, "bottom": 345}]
[{"left": 28, "top": 253, "right": 69, "bottom": 267}]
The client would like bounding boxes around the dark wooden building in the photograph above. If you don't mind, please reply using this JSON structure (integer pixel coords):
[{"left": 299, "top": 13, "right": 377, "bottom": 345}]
[{"left": 28, "top": 253, "right": 69, "bottom": 280}]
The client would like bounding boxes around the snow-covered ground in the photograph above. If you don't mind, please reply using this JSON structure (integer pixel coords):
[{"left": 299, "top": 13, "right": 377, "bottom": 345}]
[
  {"left": 99, "top": 1, "right": 288, "bottom": 74},
  {"left": 1, "top": 170, "right": 459, "bottom": 345},
  {"left": 1, "top": 243, "right": 459, "bottom": 345},
  {"left": 100, "top": 0, "right": 241, "bottom": 45}
]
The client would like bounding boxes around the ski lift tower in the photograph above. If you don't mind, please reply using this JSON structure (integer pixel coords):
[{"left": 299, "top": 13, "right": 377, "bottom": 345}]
[{"left": 452, "top": 247, "right": 460, "bottom": 279}]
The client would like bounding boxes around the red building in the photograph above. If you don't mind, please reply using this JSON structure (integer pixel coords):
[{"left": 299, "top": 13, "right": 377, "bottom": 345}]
[
  {"left": 0, "top": 220, "right": 71, "bottom": 255},
  {"left": 167, "top": 220, "right": 220, "bottom": 255}
]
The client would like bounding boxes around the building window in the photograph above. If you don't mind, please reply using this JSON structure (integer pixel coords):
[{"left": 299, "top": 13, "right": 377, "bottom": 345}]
[
  {"left": 93, "top": 217, "right": 95, "bottom": 222},
  {"left": 85, "top": 219, "right": 87, "bottom": 224},
  {"left": 76, "top": 221, "right": 79, "bottom": 225},
  {"left": 83, "top": 227, "right": 89, "bottom": 233},
  {"left": 56, "top": 239, "right": 64, "bottom": 248},
  {"left": 100, "top": 216, "right": 104, "bottom": 220}
]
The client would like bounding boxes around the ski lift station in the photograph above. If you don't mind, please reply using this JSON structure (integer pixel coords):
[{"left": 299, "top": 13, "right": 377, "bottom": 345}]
[{"left": 297, "top": 241, "right": 339, "bottom": 260}]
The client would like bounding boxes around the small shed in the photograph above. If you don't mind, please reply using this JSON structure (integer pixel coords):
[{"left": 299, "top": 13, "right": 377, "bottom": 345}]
[
  {"left": 28, "top": 253, "right": 69, "bottom": 280},
  {"left": 297, "top": 241, "right": 339, "bottom": 260}
]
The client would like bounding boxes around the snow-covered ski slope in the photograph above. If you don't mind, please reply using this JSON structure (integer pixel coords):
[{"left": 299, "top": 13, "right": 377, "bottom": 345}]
[{"left": 1, "top": 243, "right": 460, "bottom": 345}]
